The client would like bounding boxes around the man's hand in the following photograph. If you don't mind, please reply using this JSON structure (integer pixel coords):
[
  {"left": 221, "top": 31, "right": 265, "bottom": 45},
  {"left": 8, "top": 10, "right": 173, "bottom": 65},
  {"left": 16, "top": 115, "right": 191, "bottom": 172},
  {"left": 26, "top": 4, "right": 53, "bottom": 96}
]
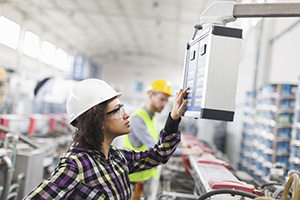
[
  {"left": 170, "top": 87, "right": 189, "bottom": 120},
  {"left": 182, "top": 146, "right": 203, "bottom": 156}
]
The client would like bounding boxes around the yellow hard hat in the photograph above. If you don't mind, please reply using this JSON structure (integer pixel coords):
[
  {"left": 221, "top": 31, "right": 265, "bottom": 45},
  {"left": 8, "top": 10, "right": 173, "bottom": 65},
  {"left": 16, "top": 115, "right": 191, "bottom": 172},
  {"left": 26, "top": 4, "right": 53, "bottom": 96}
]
[
  {"left": 0, "top": 68, "right": 6, "bottom": 80},
  {"left": 147, "top": 79, "right": 172, "bottom": 96}
]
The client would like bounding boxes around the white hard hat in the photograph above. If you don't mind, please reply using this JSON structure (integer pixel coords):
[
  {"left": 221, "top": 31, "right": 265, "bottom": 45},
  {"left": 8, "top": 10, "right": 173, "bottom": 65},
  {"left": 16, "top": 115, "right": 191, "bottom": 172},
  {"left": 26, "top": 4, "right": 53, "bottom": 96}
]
[{"left": 66, "top": 79, "right": 121, "bottom": 124}]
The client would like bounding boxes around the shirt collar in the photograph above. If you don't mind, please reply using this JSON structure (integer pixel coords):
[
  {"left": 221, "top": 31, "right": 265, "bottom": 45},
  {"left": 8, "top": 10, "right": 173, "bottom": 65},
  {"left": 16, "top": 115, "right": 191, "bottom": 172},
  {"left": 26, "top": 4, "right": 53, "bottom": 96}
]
[{"left": 143, "top": 106, "right": 154, "bottom": 119}]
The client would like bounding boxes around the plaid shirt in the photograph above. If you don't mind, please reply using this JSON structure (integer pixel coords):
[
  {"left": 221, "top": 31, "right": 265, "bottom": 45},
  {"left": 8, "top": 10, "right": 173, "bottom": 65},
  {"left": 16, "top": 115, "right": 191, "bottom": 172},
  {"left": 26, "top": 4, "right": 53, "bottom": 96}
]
[{"left": 24, "top": 116, "right": 180, "bottom": 200}]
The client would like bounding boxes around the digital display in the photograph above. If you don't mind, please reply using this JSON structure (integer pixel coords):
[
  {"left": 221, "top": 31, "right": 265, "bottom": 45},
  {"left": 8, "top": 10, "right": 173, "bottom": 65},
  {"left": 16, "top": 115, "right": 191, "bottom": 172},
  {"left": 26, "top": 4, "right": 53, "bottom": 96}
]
[{"left": 183, "top": 33, "right": 209, "bottom": 117}]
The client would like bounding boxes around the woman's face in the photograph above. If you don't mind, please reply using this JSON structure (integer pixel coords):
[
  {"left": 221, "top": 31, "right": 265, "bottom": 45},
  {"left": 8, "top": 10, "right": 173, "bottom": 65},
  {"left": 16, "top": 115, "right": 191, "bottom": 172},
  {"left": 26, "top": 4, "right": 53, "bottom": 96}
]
[{"left": 103, "top": 98, "right": 130, "bottom": 138}]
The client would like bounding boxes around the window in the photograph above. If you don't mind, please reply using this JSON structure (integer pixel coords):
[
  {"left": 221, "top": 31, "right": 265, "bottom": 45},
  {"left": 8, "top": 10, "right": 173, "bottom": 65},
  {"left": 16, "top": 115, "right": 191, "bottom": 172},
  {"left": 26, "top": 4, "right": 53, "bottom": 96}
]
[
  {"left": 23, "top": 31, "right": 40, "bottom": 58},
  {"left": 55, "top": 48, "right": 68, "bottom": 70},
  {"left": 0, "top": 16, "right": 20, "bottom": 49},
  {"left": 66, "top": 54, "right": 74, "bottom": 77},
  {"left": 41, "top": 41, "right": 56, "bottom": 65}
]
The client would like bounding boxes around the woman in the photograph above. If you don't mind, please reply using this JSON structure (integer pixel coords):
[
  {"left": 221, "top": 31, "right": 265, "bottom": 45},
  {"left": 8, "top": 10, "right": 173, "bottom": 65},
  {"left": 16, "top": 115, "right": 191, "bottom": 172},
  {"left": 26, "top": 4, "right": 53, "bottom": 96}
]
[{"left": 24, "top": 78, "right": 188, "bottom": 200}]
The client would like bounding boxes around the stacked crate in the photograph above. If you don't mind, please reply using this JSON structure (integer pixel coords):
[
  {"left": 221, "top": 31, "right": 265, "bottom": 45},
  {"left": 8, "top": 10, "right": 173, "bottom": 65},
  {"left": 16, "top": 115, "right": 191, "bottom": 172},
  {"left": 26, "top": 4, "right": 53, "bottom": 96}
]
[
  {"left": 240, "top": 83, "right": 297, "bottom": 180},
  {"left": 289, "top": 77, "right": 300, "bottom": 172},
  {"left": 239, "top": 91, "right": 256, "bottom": 175},
  {"left": 257, "top": 84, "right": 296, "bottom": 179}
]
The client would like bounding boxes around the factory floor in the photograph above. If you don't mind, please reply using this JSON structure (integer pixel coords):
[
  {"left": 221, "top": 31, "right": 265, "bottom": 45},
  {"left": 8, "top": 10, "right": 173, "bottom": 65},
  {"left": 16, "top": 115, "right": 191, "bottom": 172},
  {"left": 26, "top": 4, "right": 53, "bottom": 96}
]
[{"left": 155, "top": 156, "right": 196, "bottom": 200}]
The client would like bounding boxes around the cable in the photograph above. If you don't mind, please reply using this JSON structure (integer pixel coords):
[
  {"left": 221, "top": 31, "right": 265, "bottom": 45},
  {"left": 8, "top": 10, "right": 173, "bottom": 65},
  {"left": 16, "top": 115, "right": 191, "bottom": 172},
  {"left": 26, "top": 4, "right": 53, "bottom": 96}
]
[
  {"left": 271, "top": 186, "right": 286, "bottom": 199},
  {"left": 261, "top": 182, "right": 283, "bottom": 189},
  {"left": 197, "top": 189, "right": 259, "bottom": 200},
  {"left": 260, "top": 182, "right": 283, "bottom": 198},
  {"left": 262, "top": 187, "right": 274, "bottom": 198},
  {"left": 281, "top": 173, "right": 300, "bottom": 200},
  {"left": 295, "top": 188, "right": 300, "bottom": 200},
  {"left": 197, "top": 174, "right": 300, "bottom": 200},
  {"left": 191, "top": 24, "right": 203, "bottom": 40}
]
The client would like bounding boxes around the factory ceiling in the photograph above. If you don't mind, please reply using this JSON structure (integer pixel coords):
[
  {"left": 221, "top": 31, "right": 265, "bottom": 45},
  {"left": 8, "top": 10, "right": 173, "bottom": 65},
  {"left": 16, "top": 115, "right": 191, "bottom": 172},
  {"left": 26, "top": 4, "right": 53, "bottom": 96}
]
[{"left": 1, "top": 0, "right": 235, "bottom": 68}]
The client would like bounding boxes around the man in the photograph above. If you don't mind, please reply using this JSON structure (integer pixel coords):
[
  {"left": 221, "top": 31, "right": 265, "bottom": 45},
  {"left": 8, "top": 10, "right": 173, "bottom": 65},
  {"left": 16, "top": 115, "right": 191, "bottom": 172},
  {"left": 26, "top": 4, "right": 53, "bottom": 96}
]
[{"left": 123, "top": 79, "right": 202, "bottom": 199}]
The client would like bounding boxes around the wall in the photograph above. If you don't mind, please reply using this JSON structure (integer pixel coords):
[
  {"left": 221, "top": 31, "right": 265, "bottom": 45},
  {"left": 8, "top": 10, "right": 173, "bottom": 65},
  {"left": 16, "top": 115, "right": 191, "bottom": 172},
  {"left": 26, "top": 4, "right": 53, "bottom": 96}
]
[
  {"left": 226, "top": 15, "right": 300, "bottom": 166},
  {"left": 269, "top": 18, "right": 300, "bottom": 83},
  {"left": 2, "top": 1, "right": 300, "bottom": 166},
  {"left": 100, "top": 55, "right": 184, "bottom": 106}
]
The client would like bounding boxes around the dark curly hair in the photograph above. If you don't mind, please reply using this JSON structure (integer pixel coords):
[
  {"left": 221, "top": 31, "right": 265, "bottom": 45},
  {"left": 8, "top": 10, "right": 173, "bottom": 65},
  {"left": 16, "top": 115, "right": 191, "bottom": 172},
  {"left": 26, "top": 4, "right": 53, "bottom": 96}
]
[{"left": 72, "top": 100, "right": 109, "bottom": 151}]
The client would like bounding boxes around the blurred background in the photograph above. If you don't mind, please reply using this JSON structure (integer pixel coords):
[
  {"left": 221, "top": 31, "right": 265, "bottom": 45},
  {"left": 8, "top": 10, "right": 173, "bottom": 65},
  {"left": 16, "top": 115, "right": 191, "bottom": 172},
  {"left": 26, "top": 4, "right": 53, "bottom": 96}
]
[{"left": 1, "top": 0, "right": 300, "bottom": 199}]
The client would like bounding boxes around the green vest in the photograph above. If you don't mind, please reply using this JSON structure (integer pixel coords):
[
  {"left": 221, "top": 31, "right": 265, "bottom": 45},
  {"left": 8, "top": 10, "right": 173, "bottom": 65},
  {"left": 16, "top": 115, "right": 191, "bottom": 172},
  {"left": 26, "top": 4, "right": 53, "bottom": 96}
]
[{"left": 123, "top": 108, "right": 159, "bottom": 182}]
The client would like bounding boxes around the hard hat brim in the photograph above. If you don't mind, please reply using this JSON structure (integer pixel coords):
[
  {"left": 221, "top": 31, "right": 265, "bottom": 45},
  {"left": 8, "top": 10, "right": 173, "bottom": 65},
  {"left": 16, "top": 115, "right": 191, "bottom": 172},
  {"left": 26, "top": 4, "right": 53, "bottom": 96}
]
[{"left": 68, "top": 92, "right": 122, "bottom": 124}]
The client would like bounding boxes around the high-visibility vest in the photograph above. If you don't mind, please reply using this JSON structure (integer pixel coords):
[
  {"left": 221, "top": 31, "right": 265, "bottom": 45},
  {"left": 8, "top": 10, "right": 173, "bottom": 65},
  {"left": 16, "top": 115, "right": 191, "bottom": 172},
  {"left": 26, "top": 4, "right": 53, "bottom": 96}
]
[{"left": 123, "top": 108, "right": 159, "bottom": 182}]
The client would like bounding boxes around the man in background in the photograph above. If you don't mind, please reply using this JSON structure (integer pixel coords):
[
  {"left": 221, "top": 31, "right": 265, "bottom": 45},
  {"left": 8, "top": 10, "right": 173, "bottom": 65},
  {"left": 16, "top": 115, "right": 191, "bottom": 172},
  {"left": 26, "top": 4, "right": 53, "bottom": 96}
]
[
  {"left": 123, "top": 79, "right": 203, "bottom": 199},
  {"left": 33, "top": 76, "right": 76, "bottom": 114}
]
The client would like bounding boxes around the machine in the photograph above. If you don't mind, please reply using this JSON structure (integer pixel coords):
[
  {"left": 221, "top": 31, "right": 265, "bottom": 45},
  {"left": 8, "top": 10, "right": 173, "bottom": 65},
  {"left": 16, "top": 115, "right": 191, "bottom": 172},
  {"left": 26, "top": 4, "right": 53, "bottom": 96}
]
[
  {"left": 182, "top": 1, "right": 300, "bottom": 122},
  {"left": 164, "top": 1, "right": 300, "bottom": 199},
  {"left": 182, "top": 24, "right": 242, "bottom": 121},
  {"left": 157, "top": 132, "right": 300, "bottom": 199},
  {"left": 0, "top": 114, "right": 74, "bottom": 200}
]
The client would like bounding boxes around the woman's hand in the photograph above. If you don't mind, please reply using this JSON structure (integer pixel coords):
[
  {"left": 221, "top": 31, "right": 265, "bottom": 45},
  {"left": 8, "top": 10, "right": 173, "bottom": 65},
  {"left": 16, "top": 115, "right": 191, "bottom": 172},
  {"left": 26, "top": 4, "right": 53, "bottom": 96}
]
[{"left": 170, "top": 87, "right": 189, "bottom": 120}]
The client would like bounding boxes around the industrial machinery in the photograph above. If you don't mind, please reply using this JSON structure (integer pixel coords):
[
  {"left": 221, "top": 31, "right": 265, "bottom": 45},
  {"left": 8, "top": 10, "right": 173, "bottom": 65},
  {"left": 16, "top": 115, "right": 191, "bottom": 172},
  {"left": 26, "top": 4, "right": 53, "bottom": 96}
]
[
  {"left": 182, "top": 20, "right": 242, "bottom": 121},
  {"left": 181, "top": 133, "right": 262, "bottom": 199},
  {"left": 161, "top": 1, "right": 300, "bottom": 199},
  {"left": 157, "top": 133, "right": 300, "bottom": 199},
  {"left": 0, "top": 114, "right": 74, "bottom": 200},
  {"left": 182, "top": 1, "right": 300, "bottom": 122}
]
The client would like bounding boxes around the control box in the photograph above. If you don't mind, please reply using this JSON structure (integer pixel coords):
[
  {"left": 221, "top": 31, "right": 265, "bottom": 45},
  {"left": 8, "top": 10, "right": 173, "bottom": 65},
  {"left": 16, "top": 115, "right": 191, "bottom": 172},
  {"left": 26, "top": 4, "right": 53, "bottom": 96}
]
[{"left": 182, "top": 25, "right": 242, "bottom": 121}]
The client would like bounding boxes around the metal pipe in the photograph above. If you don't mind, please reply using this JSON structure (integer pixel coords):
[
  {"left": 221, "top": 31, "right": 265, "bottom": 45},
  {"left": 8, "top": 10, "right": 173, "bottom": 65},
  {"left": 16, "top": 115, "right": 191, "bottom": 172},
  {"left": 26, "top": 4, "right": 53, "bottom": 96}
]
[
  {"left": 0, "top": 155, "right": 13, "bottom": 200},
  {"left": 253, "top": 19, "right": 264, "bottom": 92},
  {"left": 234, "top": 3, "right": 300, "bottom": 18},
  {"left": 0, "top": 125, "right": 39, "bottom": 149}
]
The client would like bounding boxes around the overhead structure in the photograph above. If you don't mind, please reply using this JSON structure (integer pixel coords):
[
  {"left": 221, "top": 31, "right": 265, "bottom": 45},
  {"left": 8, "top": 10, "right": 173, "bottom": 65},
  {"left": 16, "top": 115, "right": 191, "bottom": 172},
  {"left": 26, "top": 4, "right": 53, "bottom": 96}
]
[
  {"left": 200, "top": 1, "right": 300, "bottom": 26},
  {"left": 182, "top": 1, "right": 300, "bottom": 122}
]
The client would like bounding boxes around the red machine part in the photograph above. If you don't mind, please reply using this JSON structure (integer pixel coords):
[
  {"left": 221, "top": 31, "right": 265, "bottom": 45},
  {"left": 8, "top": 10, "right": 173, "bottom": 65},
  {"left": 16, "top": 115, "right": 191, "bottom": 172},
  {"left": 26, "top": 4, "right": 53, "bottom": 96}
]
[
  {"left": 27, "top": 117, "right": 36, "bottom": 135},
  {"left": 208, "top": 179, "right": 263, "bottom": 196},
  {"left": 196, "top": 157, "right": 230, "bottom": 170},
  {"left": 0, "top": 114, "right": 66, "bottom": 137},
  {"left": 182, "top": 155, "right": 192, "bottom": 175},
  {"left": 0, "top": 117, "right": 9, "bottom": 139},
  {"left": 49, "top": 114, "right": 58, "bottom": 133},
  {"left": 61, "top": 115, "right": 68, "bottom": 130}
]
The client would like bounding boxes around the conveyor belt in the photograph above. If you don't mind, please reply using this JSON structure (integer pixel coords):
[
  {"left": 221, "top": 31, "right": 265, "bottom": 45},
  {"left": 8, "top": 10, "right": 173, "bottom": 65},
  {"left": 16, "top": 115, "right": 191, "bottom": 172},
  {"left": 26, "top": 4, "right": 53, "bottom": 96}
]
[
  {"left": 190, "top": 156, "right": 238, "bottom": 194},
  {"left": 182, "top": 133, "right": 262, "bottom": 199}
]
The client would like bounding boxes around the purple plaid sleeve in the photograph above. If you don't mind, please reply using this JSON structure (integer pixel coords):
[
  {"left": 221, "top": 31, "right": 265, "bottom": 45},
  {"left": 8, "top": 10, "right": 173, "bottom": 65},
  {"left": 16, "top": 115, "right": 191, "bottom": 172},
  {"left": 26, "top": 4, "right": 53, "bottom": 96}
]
[
  {"left": 121, "top": 129, "right": 181, "bottom": 174},
  {"left": 24, "top": 116, "right": 181, "bottom": 199}
]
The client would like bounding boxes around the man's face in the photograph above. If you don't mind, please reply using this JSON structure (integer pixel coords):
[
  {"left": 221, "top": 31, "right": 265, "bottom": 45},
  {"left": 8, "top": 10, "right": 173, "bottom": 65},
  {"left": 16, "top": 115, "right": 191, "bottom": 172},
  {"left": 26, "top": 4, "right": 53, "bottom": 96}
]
[{"left": 150, "top": 92, "right": 169, "bottom": 113}]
